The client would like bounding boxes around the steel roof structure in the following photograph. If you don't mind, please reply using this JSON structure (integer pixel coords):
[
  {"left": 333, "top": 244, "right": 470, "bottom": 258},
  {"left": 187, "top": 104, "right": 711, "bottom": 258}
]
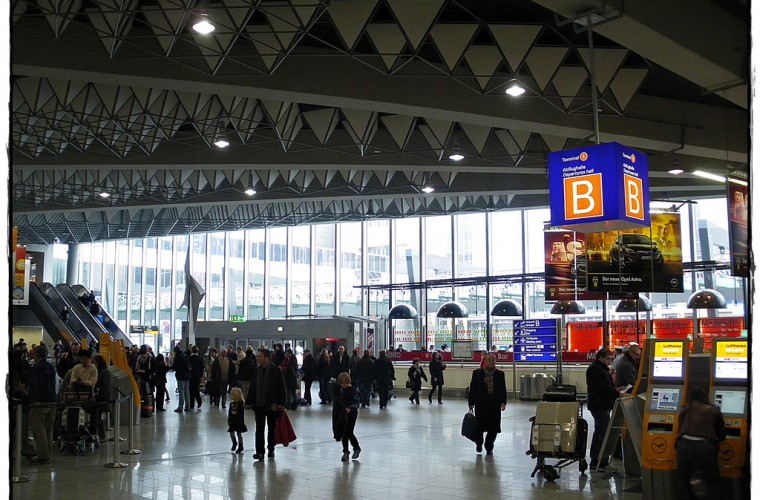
[{"left": 10, "top": 0, "right": 749, "bottom": 245}]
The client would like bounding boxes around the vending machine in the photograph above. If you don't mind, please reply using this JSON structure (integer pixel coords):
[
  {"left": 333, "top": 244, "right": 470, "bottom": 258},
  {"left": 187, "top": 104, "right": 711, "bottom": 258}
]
[
  {"left": 710, "top": 338, "right": 749, "bottom": 499},
  {"left": 641, "top": 339, "right": 689, "bottom": 498}
]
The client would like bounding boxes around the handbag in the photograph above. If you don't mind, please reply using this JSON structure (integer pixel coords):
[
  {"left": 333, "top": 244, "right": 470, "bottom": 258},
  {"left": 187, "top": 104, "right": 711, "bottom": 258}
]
[
  {"left": 274, "top": 410, "right": 297, "bottom": 447},
  {"left": 405, "top": 380, "right": 413, "bottom": 389},
  {"left": 461, "top": 409, "right": 478, "bottom": 442}
]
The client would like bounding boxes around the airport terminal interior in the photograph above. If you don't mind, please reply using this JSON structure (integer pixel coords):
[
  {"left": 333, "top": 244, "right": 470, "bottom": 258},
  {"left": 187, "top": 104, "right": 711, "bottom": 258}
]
[{"left": 8, "top": 0, "right": 751, "bottom": 498}]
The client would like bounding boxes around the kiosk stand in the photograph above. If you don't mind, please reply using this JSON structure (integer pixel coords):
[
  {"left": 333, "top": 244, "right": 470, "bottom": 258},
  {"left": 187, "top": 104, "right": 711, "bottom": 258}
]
[
  {"left": 710, "top": 338, "right": 749, "bottom": 499},
  {"left": 641, "top": 339, "right": 689, "bottom": 498}
]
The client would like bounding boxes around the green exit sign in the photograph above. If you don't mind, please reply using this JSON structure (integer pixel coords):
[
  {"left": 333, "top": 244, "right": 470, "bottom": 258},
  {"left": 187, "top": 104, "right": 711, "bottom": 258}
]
[{"left": 230, "top": 315, "right": 246, "bottom": 323}]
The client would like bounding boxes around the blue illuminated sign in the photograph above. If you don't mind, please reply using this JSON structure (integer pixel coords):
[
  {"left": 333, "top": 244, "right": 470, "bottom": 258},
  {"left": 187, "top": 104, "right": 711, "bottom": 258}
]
[
  {"left": 548, "top": 142, "right": 650, "bottom": 232},
  {"left": 514, "top": 319, "right": 557, "bottom": 362}
]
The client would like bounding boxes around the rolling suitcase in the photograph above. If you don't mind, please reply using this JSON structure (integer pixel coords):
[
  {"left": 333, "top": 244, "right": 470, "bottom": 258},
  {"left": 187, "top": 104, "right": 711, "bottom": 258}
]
[
  {"left": 542, "top": 384, "right": 577, "bottom": 402},
  {"left": 140, "top": 381, "right": 154, "bottom": 418}
]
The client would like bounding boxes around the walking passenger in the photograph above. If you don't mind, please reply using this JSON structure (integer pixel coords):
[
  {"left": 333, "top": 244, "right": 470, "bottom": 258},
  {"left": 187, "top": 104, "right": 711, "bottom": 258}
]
[
  {"left": 188, "top": 346, "right": 204, "bottom": 410},
  {"left": 28, "top": 345, "right": 57, "bottom": 464},
  {"left": 227, "top": 387, "right": 247, "bottom": 454},
  {"left": 154, "top": 354, "right": 169, "bottom": 411},
  {"left": 301, "top": 348, "right": 316, "bottom": 405},
  {"left": 171, "top": 345, "right": 191, "bottom": 412},
  {"left": 334, "top": 372, "right": 361, "bottom": 462},
  {"left": 428, "top": 351, "right": 446, "bottom": 404},
  {"left": 407, "top": 358, "right": 427, "bottom": 404},
  {"left": 317, "top": 348, "right": 332, "bottom": 404},
  {"left": 374, "top": 350, "right": 395, "bottom": 409},
  {"left": 246, "top": 348, "right": 286, "bottom": 460},
  {"left": 467, "top": 354, "right": 507, "bottom": 455},
  {"left": 356, "top": 350, "right": 375, "bottom": 408}
]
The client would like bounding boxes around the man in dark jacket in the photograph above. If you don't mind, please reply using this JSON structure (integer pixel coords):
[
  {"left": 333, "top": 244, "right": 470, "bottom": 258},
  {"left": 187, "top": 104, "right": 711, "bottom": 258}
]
[
  {"left": 171, "top": 345, "right": 191, "bottom": 412},
  {"left": 374, "top": 350, "right": 395, "bottom": 409},
  {"left": 348, "top": 348, "right": 361, "bottom": 384},
  {"left": 300, "top": 348, "right": 316, "bottom": 405},
  {"left": 586, "top": 348, "right": 621, "bottom": 470},
  {"left": 236, "top": 348, "right": 255, "bottom": 403},
  {"left": 331, "top": 345, "right": 350, "bottom": 380},
  {"left": 246, "top": 348, "right": 286, "bottom": 460},
  {"left": 467, "top": 354, "right": 507, "bottom": 455},
  {"left": 356, "top": 350, "right": 375, "bottom": 408},
  {"left": 188, "top": 346, "right": 204, "bottom": 410},
  {"left": 56, "top": 343, "right": 81, "bottom": 379},
  {"left": 615, "top": 343, "right": 641, "bottom": 391},
  {"left": 28, "top": 345, "right": 57, "bottom": 463}
]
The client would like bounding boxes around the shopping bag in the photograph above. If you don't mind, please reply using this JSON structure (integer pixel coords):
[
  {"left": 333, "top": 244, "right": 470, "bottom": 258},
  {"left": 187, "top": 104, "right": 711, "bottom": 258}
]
[
  {"left": 274, "top": 410, "right": 297, "bottom": 447},
  {"left": 461, "top": 410, "right": 478, "bottom": 442}
]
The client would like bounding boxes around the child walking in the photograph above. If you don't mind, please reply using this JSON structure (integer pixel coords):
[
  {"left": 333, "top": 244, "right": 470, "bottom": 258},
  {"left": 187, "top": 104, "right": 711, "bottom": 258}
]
[
  {"left": 335, "top": 372, "right": 361, "bottom": 462},
  {"left": 228, "top": 387, "right": 247, "bottom": 453}
]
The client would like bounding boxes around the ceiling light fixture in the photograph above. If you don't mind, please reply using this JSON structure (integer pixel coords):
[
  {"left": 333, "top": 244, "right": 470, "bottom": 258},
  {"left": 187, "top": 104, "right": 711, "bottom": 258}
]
[
  {"left": 99, "top": 191, "right": 110, "bottom": 198},
  {"left": 214, "top": 138, "right": 230, "bottom": 148},
  {"left": 421, "top": 186, "right": 435, "bottom": 194},
  {"left": 505, "top": 82, "right": 526, "bottom": 97},
  {"left": 692, "top": 170, "right": 726, "bottom": 183},
  {"left": 244, "top": 188, "right": 256, "bottom": 196},
  {"left": 448, "top": 153, "right": 464, "bottom": 161},
  {"left": 668, "top": 168, "right": 684, "bottom": 175},
  {"left": 728, "top": 177, "right": 748, "bottom": 186},
  {"left": 193, "top": 13, "right": 215, "bottom": 34}
]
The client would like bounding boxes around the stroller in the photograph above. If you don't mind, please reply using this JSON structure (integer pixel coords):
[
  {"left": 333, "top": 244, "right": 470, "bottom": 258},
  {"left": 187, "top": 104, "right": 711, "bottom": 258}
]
[{"left": 57, "top": 390, "right": 99, "bottom": 454}]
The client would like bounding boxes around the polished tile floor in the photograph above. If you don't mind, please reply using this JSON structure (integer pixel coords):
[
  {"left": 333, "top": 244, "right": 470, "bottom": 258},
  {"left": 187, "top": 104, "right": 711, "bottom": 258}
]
[{"left": 13, "top": 382, "right": 642, "bottom": 499}]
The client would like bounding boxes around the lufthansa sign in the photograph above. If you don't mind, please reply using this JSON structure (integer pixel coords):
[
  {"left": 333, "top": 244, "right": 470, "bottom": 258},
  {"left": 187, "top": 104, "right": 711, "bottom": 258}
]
[{"left": 549, "top": 142, "right": 650, "bottom": 232}]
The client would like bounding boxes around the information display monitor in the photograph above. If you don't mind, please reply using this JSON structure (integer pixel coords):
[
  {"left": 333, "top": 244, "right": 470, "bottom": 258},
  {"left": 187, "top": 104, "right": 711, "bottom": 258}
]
[
  {"left": 651, "top": 341, "right": 684, "bottom": 379},
  {"left": 712, "top": 389, "right": 747, "bottom": 417},
  {"left": 713, "top": 340, "right": 748, "bottom": 382},
  {"left": 648, "top": 386, "right": 682, "bottom": 412}
]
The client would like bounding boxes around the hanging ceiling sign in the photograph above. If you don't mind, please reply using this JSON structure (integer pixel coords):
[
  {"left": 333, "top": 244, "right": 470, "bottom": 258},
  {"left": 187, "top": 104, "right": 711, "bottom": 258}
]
[{"left": 549, "top": 142, "right": 650, "bottom": 232}]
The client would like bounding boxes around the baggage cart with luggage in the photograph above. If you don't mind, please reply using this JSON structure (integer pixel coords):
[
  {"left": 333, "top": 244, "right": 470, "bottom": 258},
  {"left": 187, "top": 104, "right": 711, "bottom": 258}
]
[{"left": 525, "top": 384, "right": 588, "bottom": 481}]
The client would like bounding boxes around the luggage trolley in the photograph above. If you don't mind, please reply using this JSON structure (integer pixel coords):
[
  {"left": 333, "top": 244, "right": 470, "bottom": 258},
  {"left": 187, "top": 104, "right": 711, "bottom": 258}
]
[
  {"left": 525, "top": 384, "right": 588, "bottom": 481},
  {"left": 57, "top": 391, "right": 99, "bottom": 454}
]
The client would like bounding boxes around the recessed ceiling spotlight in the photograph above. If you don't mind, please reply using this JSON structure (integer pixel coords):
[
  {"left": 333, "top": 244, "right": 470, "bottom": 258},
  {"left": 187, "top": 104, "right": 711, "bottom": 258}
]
[
  {"left": 449, "top": 153, "right": 465, "bottom": 161},
  {"left": 505, "top": 83, "right": 526, "bottom": 97},
  {"left": 99, "top": 192, "right": 110, "bottom": 198},
  {"left": 421, "top": 186, "right": 435, "bottom": 194},
  {"left": 244, "top": 188, "right": 256, "bottom": 196},
  {"left": 668, "top": 168, "right": 684, "bottom": 175},
  {"left": 193, "top": 14, "right": 215, "bottom": 34},
  {"left": 214, "top": 138, "right": 230, "bottom": 148}
]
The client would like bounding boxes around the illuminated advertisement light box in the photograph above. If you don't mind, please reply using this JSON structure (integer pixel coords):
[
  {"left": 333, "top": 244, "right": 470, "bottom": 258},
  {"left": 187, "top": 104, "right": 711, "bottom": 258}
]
[{"left": 549, "top": 142, "right": 650, "bottom": 232}]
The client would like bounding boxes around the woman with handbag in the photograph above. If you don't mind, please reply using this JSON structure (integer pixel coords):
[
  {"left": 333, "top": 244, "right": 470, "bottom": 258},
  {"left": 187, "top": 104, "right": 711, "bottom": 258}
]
[
  {"left": 467, "top": 354, "right": 507, "bottom": 455},
  {"left": 428, "top": 351, "right": 446, "bottom": 404},
  {"left": 406, "top": 358, "right": 427, "bottom": 404}
]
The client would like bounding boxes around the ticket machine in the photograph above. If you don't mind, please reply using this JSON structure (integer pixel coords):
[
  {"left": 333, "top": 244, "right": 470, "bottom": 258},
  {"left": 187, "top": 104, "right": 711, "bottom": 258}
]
[
  {"left": 641, "top": 339, "right": 689, "bottom": 498},
  {"left": 710, "top": 338, "right": 749, "bottom": 499}
]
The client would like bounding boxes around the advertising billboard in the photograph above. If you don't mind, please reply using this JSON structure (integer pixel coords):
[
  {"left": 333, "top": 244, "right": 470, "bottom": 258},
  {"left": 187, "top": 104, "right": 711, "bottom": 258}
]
[
  {"left": 585, "top": 212, "right": 684, "bottom": 293},
  {"left": 727, "top": 177, "right": 749, "bottom": 277},
  {"left": 549, "top": 142, "right": 650, "bottom": 232}
]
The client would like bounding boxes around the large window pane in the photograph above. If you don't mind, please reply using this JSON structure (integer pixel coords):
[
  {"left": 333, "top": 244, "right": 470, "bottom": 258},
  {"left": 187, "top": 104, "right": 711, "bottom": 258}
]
[
  {"left": 228, "top": 231, "right": 245, "bottom": 318},
  {"left": 191, "top": 234, "right": 207, "bottom": 318},
  {"left": 526, "top": 208, "right": 550, "bottom": 273},
  {"left": 144, "top": 237, "right": 158, "bottom": 327},
  {"left": 367, "top": 220, "right": 390, "bottom": 317},
  {"left": 425, "top": 215, "right": 453, "bottom": 347},
  {"left": 315, "top": 225, "right": 335, "bottom": 316},
  {"left": 269, "top": 227, "right": 287, "bottom": 318},
  {"left": 291, "top": 226, "right": 311, "bottom": 316},
  {"left": 131, "top": 240, "right": 143, "bottom": 326},
  {"left": 340, "top": 222, "right": 362, "bottom": 316},
  {"left": 116, "top": 240, "right": 129, "bottom": 322},
  {"left": 208, "top": 233, "right": 225, "bottom": 320},
  {"left": 456, "top": 213, "right": 486, "bottom": 277},
  {"left": 490, "top": 211, "right": 523, "bottom": 275},
  {"left": 247, "top": 229, "right": 265, "bottom": 319}
]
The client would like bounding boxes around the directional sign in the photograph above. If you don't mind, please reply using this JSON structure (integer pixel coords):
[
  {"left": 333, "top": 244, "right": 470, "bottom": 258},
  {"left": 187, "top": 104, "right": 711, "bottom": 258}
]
[{"left": 514, "top": 319, "right": 558, "bottom": 362}]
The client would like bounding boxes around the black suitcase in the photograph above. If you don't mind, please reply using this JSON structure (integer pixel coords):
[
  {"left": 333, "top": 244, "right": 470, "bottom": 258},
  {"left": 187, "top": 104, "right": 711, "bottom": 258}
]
[
  {"left": 542, "top": 384, "right": 577, "bottom": 402},
  {"left": 575, "top": 417, "right": 588, "bottom": 456}
]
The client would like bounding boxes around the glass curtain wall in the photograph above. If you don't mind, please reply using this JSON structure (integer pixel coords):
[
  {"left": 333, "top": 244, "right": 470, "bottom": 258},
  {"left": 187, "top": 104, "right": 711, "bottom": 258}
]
[{"left": 70, "top": 196, "right": 745, "bottom": 354}]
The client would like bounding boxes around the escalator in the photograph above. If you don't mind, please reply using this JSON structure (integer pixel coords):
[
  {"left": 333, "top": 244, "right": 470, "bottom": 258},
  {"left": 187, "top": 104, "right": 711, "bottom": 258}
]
[
  {"left": 28, "top": 282, "right": 80, "bottom": 346},
  {"left": 70, "top": 284, "right": 133, "bottom": 347},
  {"left": 39, "top": 282, "right": 100, "bottom": 347}
]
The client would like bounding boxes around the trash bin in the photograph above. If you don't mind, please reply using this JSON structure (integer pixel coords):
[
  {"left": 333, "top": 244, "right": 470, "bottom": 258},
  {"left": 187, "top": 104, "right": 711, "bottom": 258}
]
[{"left": 520, "top": 373, "right": 557, "bottom": 400}]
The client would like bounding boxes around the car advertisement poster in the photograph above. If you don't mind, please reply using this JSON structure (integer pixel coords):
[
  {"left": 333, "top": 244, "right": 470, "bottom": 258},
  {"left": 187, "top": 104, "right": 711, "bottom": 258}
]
[
  {"left": 585, "top": 212, "right": 684, "bottom": 293},
  {"left": 727, "top": 177, "right": 749, "bottom": 277},
  {"left": 544, "top": 230, "right": 605, "bottom": 301}
]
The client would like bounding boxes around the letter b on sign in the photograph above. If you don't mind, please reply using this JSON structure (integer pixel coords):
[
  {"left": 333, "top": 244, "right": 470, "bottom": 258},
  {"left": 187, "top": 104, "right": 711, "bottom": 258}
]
[
  {"left": 624, "top": 174, "right": 644, "bottom": 220},
  {"left": 564, "top": 173, "right": 603, "bottom": 220}
]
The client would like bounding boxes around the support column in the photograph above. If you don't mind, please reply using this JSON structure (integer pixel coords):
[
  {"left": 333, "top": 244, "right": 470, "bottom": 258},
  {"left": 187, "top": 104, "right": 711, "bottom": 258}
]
[{"left": 66, "top": 244, "right": 79, "bottom": 285}]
